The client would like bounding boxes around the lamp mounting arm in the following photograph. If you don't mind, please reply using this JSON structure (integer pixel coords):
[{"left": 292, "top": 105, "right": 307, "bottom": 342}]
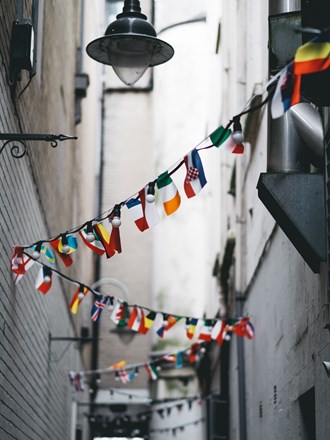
[{"left": 0, "top": 132, "right": 78, "bottom": 159}]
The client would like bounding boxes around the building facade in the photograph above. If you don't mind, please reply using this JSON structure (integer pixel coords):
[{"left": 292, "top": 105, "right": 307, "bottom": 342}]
[{"left": 0, "top": 0, "right": 102, "bottom": 439}]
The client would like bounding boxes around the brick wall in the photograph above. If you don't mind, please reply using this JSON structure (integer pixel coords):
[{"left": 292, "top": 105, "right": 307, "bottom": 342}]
[{"left": 0, "top": 1, "right": 94, "bottom": 438}]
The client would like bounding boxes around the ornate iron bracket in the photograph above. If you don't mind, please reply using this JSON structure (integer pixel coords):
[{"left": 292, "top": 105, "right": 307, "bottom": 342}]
[{"left": 0, "top": 133, "right": 78, "bottom": 159}]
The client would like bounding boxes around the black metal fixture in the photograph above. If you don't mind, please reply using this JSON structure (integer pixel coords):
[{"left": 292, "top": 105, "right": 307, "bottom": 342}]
[
  {"left": 0, "top": 133, "right": 78, "bottom": 159},
  {"left": 86, "top": 0, "right": 174, "bottom": 86}
]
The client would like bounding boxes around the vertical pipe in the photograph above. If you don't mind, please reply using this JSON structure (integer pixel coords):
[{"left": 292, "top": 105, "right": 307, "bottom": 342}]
[
  {"left": 236, "top": 295, "right": 246, "bottom": 440},
  {"left": 267, "top": 0, "right": 309, "bottom": 173},
  {"left": 16, "top": 0, "right": 24, "bottom": 20}
]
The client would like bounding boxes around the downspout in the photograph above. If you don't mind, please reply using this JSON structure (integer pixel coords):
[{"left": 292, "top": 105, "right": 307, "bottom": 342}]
[{"left": 257, "top": 0, "right": 327, "bottom": 273}]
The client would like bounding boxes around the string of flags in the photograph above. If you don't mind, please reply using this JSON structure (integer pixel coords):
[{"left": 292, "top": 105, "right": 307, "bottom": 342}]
[
  {"left": 14, "top": 251, "right": 255, "bottom": 345},
  {"left": 11, "top": 32, "right": 330, "bottom": 262},
  {"left": 69, "top": 342, "right": 207, "bottom": 391},
  {"left": 12, "top": 122, "right": 243, "bottom": 261},
  {"left": 149, "top": 417, "right": 206, "bottom": 436}
]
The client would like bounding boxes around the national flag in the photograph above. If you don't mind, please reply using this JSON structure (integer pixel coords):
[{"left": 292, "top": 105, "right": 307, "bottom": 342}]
[
  {"left": 183, "top": 148, "right": 207, "bottom": 198},
  {"left": 40, "top": 245, "right": 56, "bottom": 264},
  {"left": 176, "top": 351, "right": 183, "bottom": 369},
  {"left": 293, "top": 35, "right": 330, "bottom": 105},
  {"left": 195, "top": 125, "right": 232, "bottom": 150},
  {"left": 111, "top": 301, "right": 129, "bottom": 327},
  {"left": 50, "top": 239, "right": 74, "bottom": 267},
  {"left": 157, "top": 315, "right": 182, "bottom": 338},
  {"left": 118, "top": 369, "right": 135, "bottom": 384},
  {"left": 186, "top": 318, "right": 198, "bottom": 339},
  {"left": 11, "top": 247, "right": 35, "bottom": 283},
  {"left": 111, "top": 360, "right": 126, "bottom": 370},
  {"left": 126, "top": 197, "right": 146, "bottom": 231},
  {"left": 162, "top": 354, "right": 176, "bottom": 363},
  {"left": 232, "top": 317, "right": 255, "bottom": 339},
  {"left": 57, "top": 234, "right": 78, "bottom": 254},
  {"left": 145, "top": 363, "right": 159, "bottom": 380},
  {"left": 79, "top": 227, "right": 105, "bottom": 256},
  {"left": 189, "top": 343, "right": 200, "bottom": 364},
  {"left": 217, "top": 129, "right": 244, "bottom": 154},
  {"left": 156, "top": 171, "right": 181, "bottom": 216},
  {"left": 91, "top": 295, "right": 110, "bottom": 321},
  {"left": 136, "top": 185, "right": 160, "bottom": 231},
  {"left": 70, "top": 286, "right": 89, "bottom": 314},
  {"left": 211, "top": 319, "right": 228, "bottom": 346},
  {"left": 93, "top": 223, "right": 121, "bottom": 259},
  {"left": 127, "top": 306, "right": 145, "bottom": 332},
  {"left": 271, "top": 63, "right": 295, "bottom": 119},
  {"left": 35, "top": 266, "right": 53, "bottom": 294},
  {"left": 69, "top": 372, "right": 84, "bottom": 392},
  {"left": 139, "top": 310, "right": 157, "bottom": 334},
  {"left": 198, "top": 319, "right": 214, "bottom": 342}
]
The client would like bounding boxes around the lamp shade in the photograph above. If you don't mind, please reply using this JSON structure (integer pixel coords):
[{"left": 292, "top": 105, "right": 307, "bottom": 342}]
[{"left": 86, "top": 0, "right": 174, "bottom": 86}]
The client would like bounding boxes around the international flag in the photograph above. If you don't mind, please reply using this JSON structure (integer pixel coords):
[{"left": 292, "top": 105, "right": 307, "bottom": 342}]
[
  {"left": 232, "top": 317, "right": 255, "bottom": 339},
  {"left": 111, "top": 301, "right": 128, "bottom": 327},
  {"left": 176, "top": 351, "right": 183, "bottom": 369},
  {"left": 156, "top": 171, "right": 181, "bottom": 216},
  {"left": 127, "top": 306, "right": 145, "bottom": 332},
  {"left": 111, "top": 360, "right": 126, "bottom": 370},
  {"left": 196, "top": 125, "right": 233, "bottom": 150},
  {"left": 40, "top": 245, "right": 55, "bottom": 264},
  {"left": 198, "top": 319, "right": 214, "bottom": 342},
  {"left": 189, "top": 343, "right": 200, "bottom": 364},
  {"left": 211, "top": 320, "right": 227, "bottom": 346},
  {"left": 145, "top": 363, "right": 159, "bottom": 380},
  {"left": 35, "top": 266, "right": 53, "bottom": 294},
  {"left": 293, "top": 35, "right": 330, "bottom": 105},
  {"left": 57, "top": 234, "right": 78, "bottom": 254},
  {"left": 70, "top": 286, "right": 89, "bottom": 314},
  {"left": 271, "top": 63, "right": 295, "bottom": 119},
  {"left": 216, "top": 129, "right": 244, "bottom": 154},
  {"left": 93, "top": 223, "right": 121, "bottom": 259},
  {"left": 183, "top": 148, "right": 207, "bottom": 198},
  {"left": 91, "top": 295, "right": 110, "bottom": 321},
  {"left": 118, "top": 369, "right": 135, "bottom": 384},
  {"left": 139, "top": 311, "right": 157, "bottom": 334},
  {"left": 50, "top": 239, "right": 74, "bottom": 267},
  {"left": 79, "top": 227, "right": 105, "bottom": 256},
  {"left": 69, "top": 372, "right": 84, "bottom": 392},
  {"left": 186, "top": 318, "right": 198, "bottom": 339},
  {"left": 11, "top": 247, "right": 35, "bottom": 283},
  {"left": 157, "top": 315, "right": 182, "bottom": 338}
]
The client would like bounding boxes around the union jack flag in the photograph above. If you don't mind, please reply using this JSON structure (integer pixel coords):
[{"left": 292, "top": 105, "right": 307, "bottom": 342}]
[{"left": 91, "top": 295, "right": 111, "bottom": 321}]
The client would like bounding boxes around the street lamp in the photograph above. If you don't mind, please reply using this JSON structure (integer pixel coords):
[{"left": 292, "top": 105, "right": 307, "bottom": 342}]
[{"left": 86, "top": 0, "right": 174, "bottom": 86}]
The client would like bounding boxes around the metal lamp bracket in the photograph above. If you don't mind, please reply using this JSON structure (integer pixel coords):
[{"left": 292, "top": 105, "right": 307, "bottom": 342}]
[{"left": 0, "top": 133, "right": 78, "bottom": 159}]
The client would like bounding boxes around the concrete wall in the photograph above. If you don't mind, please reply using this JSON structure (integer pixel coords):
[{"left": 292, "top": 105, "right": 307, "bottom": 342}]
[{"left": 0, "top": 0, "right": 101, "bottom": 438}]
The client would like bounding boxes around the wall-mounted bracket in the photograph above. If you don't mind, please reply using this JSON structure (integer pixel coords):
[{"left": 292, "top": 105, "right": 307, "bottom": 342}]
[
  {"left": 257, "top": 173, "right": 326, "bottom": 273},
  {"left": 0, "top": 133, "right": 78, "bottom": 159}
]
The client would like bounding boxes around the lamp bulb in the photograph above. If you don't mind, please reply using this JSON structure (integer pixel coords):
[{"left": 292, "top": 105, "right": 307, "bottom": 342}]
[
  {"left": 61, "top": 244, "right": 70, "bottom": 254},
  {"left": 44, "top": 275, "right": 51, "bottom": 284},
  {"left": 232, "top": 131, "right": 244, "bottom": 144},
  {"left": 86, "top": 232, "right": 95, "bottom": 243},
  {"left": 146, "top": 193, "right": 155, "bottom": 203},
  {"left": 112, "top": 217, "right": 121, "bottom": 228},
  {"left": 32, "top": 250, "right": 40, "bottom": 259},
  {"left": 78, "top": 292, "right": 85, "bottom": 300}
]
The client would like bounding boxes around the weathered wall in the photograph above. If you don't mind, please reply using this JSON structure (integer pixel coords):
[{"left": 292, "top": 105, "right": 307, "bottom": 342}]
[
  {"left": 0, "top": 0, "right": 98, "bottom": 438},
  {"left": 219, "top": 1, "right": 330, "bottom": 439}
]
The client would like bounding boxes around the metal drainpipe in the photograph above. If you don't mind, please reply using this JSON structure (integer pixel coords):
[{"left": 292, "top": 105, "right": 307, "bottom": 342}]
[{"left": 268, "top": 0, "right": 309, "bottom": 173}]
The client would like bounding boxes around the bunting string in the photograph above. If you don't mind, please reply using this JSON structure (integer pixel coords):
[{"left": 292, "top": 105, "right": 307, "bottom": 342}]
[
  {"left": 149, "top": 417, "right": 206, "bottom": 435},
  {"left": 11, "top": 33, "right": 330, "bottom": 259},
  {"left": 17, "top": 251, "right": 255, "bottom": 345},
  {"left": 69, "top": 342, "right": 207, "bottom": 391}
]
